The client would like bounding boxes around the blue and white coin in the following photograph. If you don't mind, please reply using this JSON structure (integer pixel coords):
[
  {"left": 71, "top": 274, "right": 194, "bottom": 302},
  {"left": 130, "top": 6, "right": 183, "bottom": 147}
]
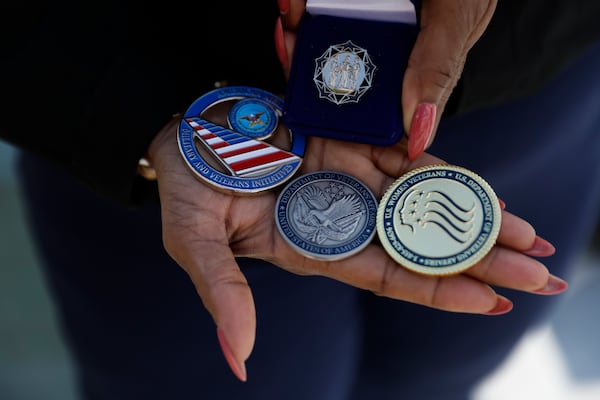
[
  {"left": 177, "top": 86, "right": 305, "bottom": 194},
  {"left": 377, "top": 164, "right": 502, "bottom": 276},
  {"left": 227, "top": 98, "right": 278, "bottom": 140},
  {"left": 275, "top": 171, "right": 378, "bottom": 261}
]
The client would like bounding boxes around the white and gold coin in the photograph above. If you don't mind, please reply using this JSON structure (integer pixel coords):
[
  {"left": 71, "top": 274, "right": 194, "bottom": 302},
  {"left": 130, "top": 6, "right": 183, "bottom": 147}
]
[{"left": 377, "top": 164, "right": 502, "bottom": 276}]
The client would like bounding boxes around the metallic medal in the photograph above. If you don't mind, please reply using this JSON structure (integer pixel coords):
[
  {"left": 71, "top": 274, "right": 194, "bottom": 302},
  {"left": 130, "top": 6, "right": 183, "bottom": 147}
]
[
  {"left": 377, "top": 165, "right": 502, "bottom": 276},
  {"left": 178, "top": 86, "right": 305, "bottom": 194},
  {"left": 282, "top": 12, "right": 418, "bottom": 146},
  {"left": 314, "top": 40, "right": 376, "bottom": 105},
  {"left": 275, "top": 171, "right": 378, "bottom": 260},
  {"left": 227, "top": 98, "right": 278, "bottom": 140}
]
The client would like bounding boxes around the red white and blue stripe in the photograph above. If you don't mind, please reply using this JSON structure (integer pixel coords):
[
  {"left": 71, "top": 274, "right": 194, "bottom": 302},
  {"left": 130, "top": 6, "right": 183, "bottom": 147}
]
[{"left": 186, "top": 117, "right": 302, "bottom": 177}]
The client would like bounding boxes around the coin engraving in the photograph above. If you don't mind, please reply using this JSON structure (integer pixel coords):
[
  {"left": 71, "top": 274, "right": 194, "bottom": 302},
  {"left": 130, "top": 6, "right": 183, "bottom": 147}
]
[
  {"left": 313, "top": 40, "right": 376, "bottom": 105},
  {"left": 178, "top": 86, "right": 305, "bottom": 194},
  {"left": 276, "top": 171, "right": 377, "bottom": 260},
  {"left": 377, "top": 165, "right": 501, "bottom": 275}
]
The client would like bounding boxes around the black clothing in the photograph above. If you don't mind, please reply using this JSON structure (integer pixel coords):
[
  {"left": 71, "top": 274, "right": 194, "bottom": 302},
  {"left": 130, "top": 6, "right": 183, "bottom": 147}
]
[
  {"left": 1, "top": 2, "right": 284, "bottom": 204},
  {"left": 2, "top": 1, "right": 600, "bottom": 205},
  {"left": 453, "top": 0, "right": 600, "bottom": 114},
  {"left": 14, "top": 40, "right": 600, "bottom": 399},
  {"left": 4, "top": 2, "right": 600, "bottom": 399}
]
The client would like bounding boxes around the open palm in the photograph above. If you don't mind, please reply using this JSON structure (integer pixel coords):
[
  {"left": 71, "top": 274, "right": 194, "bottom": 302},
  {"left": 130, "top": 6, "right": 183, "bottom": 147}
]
[{"left": 149, "top": 118, "right": 560, "bottom": 380}]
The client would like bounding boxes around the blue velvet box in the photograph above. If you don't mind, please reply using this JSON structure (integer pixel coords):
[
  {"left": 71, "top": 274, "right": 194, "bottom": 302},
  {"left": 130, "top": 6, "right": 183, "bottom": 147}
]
[{"left": 283, "top": 12, "right": 419, "bottom": 146}]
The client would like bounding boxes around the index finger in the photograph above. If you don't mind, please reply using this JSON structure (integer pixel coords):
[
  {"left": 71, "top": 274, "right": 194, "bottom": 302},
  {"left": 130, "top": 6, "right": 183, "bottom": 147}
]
[
  {"left": 402, "top": 0, "right": 497, "bottom": 154},
  {"left": 279, "top": 0, "right": 306, "bottom": 31}
]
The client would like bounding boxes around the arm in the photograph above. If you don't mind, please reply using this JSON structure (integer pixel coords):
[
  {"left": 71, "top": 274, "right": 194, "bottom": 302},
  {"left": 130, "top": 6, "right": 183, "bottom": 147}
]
[
  {"left": 148, "top": 115, "right": 564, "bottom": 382},
  {"left": 277, "top": 0, "right": 600, "bottom": 159},
  {"left": 1, "top": 1, "right": 568, "bottom": 383},
  {"left": 0, "top": 2, "right": 286, "bottom": 204}
]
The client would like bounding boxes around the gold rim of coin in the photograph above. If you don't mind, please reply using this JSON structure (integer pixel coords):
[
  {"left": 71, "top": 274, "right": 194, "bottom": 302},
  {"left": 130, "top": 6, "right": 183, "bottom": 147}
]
[{"left": 376, "top": 164, "right": 502, "bottom": 276}]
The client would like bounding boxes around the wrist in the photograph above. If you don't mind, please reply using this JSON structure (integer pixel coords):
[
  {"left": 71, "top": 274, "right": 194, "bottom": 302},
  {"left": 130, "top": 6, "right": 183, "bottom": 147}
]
[{"left": 138, "top": 113, "right": 183, "bottom": 181}]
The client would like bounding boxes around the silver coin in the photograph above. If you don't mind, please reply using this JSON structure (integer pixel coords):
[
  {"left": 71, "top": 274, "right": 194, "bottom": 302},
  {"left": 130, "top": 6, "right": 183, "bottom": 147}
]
[
  {"left": 275, "top": 171, "right": 377, "bottom": 260},
  {"left": 314, "top": 40, "right": 376, "bottom": 105}
]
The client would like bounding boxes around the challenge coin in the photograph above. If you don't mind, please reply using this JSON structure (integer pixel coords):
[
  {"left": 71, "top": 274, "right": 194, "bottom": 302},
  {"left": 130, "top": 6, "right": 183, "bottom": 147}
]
[
  {"left": 177, "top": 86, "right": 305, "bottom": 194},
  {"left": 377, "top": 164, "right": 502, "bottom": 276},
  {"left": 276, "top": 171, "right": 378, "bottom": 260}
]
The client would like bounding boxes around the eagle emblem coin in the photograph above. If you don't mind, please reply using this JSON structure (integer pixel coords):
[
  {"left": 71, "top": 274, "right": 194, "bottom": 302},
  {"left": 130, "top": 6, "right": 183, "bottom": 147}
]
[{"left": 276, "top": 171, "right": 378, "bottom": 260}]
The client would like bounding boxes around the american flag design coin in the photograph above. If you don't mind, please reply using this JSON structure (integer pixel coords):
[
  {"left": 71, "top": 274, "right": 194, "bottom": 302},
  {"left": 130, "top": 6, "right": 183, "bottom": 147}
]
[
  {"left": 178, "top": 86, "right": 305, "bottom": 194},
  {"left": 275, "top": 171, "right": 377, "bottom": 260},
  {"left": 377, "top": 164, "right": 502, "bottom": 276}
]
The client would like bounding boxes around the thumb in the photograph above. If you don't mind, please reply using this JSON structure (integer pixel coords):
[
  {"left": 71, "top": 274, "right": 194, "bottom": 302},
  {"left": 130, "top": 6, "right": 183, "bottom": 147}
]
[
  {"left": 173, "top": 241, "right": 256, "bottom": 383},
  {"left": 402, "top": 0, "right": 497, "bottom": 159},
  {"left": 149, "top": 120, "right": 256, "bottom": 382}
]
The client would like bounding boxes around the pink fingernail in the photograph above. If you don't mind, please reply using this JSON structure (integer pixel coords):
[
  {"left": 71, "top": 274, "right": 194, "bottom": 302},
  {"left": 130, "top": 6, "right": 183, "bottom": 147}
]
[
  {"left": 483, "top": 295, "right": 513, "bottom": 316},
  {"left": 498, "top": 198, "right": 506, "bottom": 210},
  {"left": 523, "top": 236, "right": 556, "bottom": 257},
  {"left": 274, "top": 17, "right": 288, "bottom": 71},
  {"left": 217, "top": 327, "right": 247, "bottom": 382},
  {"left": 533, "top": 275, "right": 569, "bottom": 295},
  {"left": 408, "top": 103, "right": 436, "bottom": 160},
  {"left": 278, "top": 0, "right": 290, "bottom": 14}
]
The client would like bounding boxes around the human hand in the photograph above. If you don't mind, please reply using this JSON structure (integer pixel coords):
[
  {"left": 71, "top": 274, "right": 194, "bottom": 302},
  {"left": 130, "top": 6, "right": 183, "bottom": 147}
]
[
  {"left": 275, "top": 0, "right": 498, "bottom": 159},
  {"left": 148, "top": 116, "right": 565, "bottom": 382}
]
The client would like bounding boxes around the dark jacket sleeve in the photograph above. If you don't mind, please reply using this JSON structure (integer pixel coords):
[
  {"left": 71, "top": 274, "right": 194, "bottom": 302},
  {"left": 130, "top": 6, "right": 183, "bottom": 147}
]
[
  {"left": 2, "top": 1, "right": 600, "bottom": 206},
  {"left": 0, "top": 1, "right": 285, "bottom": 206},
  {"left": 446, "top": 0, "right": 600, "bottom": 115}
]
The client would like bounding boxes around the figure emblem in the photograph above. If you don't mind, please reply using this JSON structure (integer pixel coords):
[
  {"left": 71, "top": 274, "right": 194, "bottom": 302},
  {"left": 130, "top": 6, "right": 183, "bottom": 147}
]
[
  {"left": 313, "top": 40, "right": 376, "bottom": 105},
  {"left": 399, "top": 189, "right": 476, "bottom": 244}
]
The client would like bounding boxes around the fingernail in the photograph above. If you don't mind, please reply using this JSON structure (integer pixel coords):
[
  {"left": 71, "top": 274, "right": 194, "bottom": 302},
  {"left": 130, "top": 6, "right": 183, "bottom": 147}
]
[
  {"left": 408, "top": 103, "right": 436, "bottom": 160},
  {"left": 217, "top": 327, "right": 247, "bottom": 382},
  {"left": 498, "top": 198, "right": 506, "bottom": 210},
  {"left": 483, "top": 295, "right": 513, "bottom": 316},
  {"left": 533, "top": 275, "right": 569, "bottom": 295},
  {"left": 278, "top": 0, "right": 290, "bottom": 14},
  {"left": 274, "top": 17, "right": 288, "bottom": 71},
  {"left": 523, "top": 236, "right": 556, "bottom": 257}
]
